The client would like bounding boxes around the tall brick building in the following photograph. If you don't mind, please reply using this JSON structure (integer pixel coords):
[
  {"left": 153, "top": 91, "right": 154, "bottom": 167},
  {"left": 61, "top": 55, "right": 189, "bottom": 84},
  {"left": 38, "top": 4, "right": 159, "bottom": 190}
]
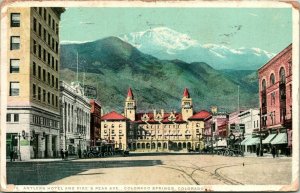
[{"left": 258, "top": 44, "right": 292, "bottom": 155}]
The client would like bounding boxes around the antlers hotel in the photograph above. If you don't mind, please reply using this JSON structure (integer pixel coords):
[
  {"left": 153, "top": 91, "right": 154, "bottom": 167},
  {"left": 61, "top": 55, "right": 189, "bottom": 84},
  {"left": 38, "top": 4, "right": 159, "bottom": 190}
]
[{"left": 100, "top": 88, "right": 211, "bottom": 151}]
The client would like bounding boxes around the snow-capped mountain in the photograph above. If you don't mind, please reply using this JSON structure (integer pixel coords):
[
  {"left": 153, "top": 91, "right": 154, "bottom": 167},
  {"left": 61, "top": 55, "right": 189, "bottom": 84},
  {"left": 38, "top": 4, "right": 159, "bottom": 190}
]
[{"left": 119, "top": 27, "right": 275, "bottom": 70}]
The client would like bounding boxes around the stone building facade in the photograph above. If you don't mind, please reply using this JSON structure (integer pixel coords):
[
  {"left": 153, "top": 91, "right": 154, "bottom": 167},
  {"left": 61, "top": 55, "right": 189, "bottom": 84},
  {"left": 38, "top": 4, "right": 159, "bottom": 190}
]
[
  {"left": 6, "top": 7, "right": 64, "bottom": 160},
  {"left": 258, "top": 44, "right": 292, "bottom": 155},
  {"left": 60, "top": 81, "right": 91, "bottom": 155}
]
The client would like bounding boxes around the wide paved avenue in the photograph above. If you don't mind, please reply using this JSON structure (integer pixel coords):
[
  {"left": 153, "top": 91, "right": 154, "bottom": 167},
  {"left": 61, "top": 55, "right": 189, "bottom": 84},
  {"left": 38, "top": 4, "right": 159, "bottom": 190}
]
[{"left": 7, "top": 153, "right": 292, "bottom": 185}]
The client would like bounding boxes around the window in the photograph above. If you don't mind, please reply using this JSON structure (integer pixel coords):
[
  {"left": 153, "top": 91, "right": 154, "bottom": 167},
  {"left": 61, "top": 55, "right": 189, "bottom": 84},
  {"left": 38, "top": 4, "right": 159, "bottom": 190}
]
[
  {"left": 280, "top": 67, "right": 286, "bottom": 83},
  {"left": 52, "top": 56, "right": 54, "bottom": 68},
  {"left": 11, "top": 13, "right": 20, "bottom": 27},
  {"left": 6, "top": 114, "right": 11, "bottom": 122},
  {"left": 43, "top": 69, "right": 46, "bottom": 82},
  {"left": 43, "top": 49, "right": 46, "bottom": 61},
  {"left": 9, "top": 82, "right": 19, "bottom": 96},
  {"left": 43, "top": 9, "right": 47, "bottom": 21},
  {"left": 52, "top": 75, "right": 54, "bottom": 87},
  {"left": 112, "top": 130, "right": 115, "bottom": 134},
  {"left": 47, "top": 92, "right": 50, "bottom": 104},
  {"left": 48, "top": 15, "right": 51, "bottom": 26},
  {"left": 52, "top": 19, "right": 55, "bottom": 30},
  {"left": 10, "top": 59, "right": 20, "bottom": 73},
  {"left": 270, "top": 73, "right": 275, "bottom": 85},
  {"left": 43, "top": 89, "right": 46, "bottom": 102},
  {"left": 10, "top": 36, "right": 20, "bottom": 50},
  {"left": 48, "top": 34, "right": 50, "bottom": 45},
  {"left": 253, "top": 121, "right": 255, "bottom": 128},
  {"left": 52, "top": 38, "right": 54, "bottom": 50},
  {"left": 55, "top": 96, "right": 58, "bottom": 107},
  {"left": 14, "top": 114, "right": 19, "bottom": 122},
  {"left": 38, "top": 45, "right": 41, "bottom": 58},
  {"left": 38, "top": 87, "right": 41, "bottom": 100},
  {"left": 38, "top": 7, "right": 42, "bottom": 15},
  {"left": 43, "top": 28, "right": 47, "bottom": 41},
  {"left": 33, "top": 17, "right": 37, "bottom": 32},
  {"left": 38, "top": 23, "right": 42, "bottom": 36},
  {"left": 32, "top": 84, "right": 36, "bottom": 98},
  {"left": 271, "top": 92, "right": 275, "bottom": 105},
  {"left": 52, "top": 94, "right": 54, "bottom": 105},
  {"left": 56, "top": 78, "right": 58, "bottom": 89},
  {"left": 48, "top": 53, "right": 50, "bottom": 65},
  {"left": 55, "top": 42, "right": 58, "bottom": 53},
  {"left": 56, "top": 23, "right": 59, "bottom": 35},
  {"left": 33, "top": 40, "right": 37, "bottom": 54},
  {"left": 55, "top": 60, "right": 58, "bottom": 71},
  {"left": 38, "top": 66, "right": 41, "bottom": 79},
  {"left": 33, "top": 62, "right": 36, "bottom": 76},
  {"left": 262, "top": 79, "right": 266, "bottom": 91},
  {"left": 48, "top": 72, "right": 50, "bottom": 84}
]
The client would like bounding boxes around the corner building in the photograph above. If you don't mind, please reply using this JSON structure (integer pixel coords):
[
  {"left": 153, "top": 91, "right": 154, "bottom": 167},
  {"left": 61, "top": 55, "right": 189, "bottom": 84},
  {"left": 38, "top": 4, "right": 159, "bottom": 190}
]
[
  {"left": 6, "top": 7, "right": 65, "bottom": 160},
  {"left": 100, "top": 88, "right": 211, "bottom": 152},
  {"left": 258, "top": 44, "right": 292, "bottom": 155}
]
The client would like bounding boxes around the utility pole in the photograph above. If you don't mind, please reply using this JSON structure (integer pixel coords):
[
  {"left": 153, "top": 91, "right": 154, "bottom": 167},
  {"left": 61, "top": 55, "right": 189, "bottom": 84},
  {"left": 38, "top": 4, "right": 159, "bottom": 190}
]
[{"left": 76, "top": 52, "right": 79, "bottom": 82}]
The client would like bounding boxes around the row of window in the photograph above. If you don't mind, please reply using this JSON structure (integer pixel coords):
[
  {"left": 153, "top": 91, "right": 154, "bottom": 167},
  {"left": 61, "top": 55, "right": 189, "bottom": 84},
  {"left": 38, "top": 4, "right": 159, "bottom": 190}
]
[
  {"left": 104, "top": 129, "right": 123, "bottom": 134},
  {"left": 33, "top": 18, "right": 59, "bottom": 54},
  {"left": 32, "top": 114, "right": 58, "bottom": 128},
  {"left": 33, "top": 39, "right": 58, "bottom": 71},
  {"left": 6, "top": 113, "right": 19, "bottom": 122},
  {"left": 261, "top": 67, "right": 288, "bottom": 90},
  {"left": 33, "top": 7, "right": 59, "bottom": 35},
  {"left": 33, "top": 62, "right": 58, "bottom": 89},
  {"left": 32, "top": 84, "right": 58, "bottom": 108}
]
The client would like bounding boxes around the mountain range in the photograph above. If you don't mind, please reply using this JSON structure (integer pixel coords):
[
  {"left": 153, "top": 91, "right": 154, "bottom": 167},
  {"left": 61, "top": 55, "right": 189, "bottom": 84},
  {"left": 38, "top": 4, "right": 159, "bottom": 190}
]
[
  {"left": 119, "top": 27, "right": 274, "bottom": 70},
  {"left": 60, "top": 36, "right": 259, "bottom": 113}
]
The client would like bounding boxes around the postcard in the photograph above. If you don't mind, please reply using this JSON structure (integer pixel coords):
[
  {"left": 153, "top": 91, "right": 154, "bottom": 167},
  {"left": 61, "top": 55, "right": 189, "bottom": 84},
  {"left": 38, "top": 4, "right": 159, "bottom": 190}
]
[{"left": 0, "top": 0, "right": 299, "bottom": 192}]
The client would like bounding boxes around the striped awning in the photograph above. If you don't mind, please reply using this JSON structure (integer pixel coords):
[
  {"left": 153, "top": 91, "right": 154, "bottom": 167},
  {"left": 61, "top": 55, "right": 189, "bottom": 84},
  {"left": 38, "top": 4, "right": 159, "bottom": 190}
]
[
  {"left": 262, "top": 134, "right": 277, "bottom": 144},
  {"left": 271, "top": 133, "right": 287, "bottom": 145},
  {"left": 241, "top": 136, "right": 251, "bottom": 145},
  {"left": 244, "top": 137, "right": 260, "bottom": 145}
]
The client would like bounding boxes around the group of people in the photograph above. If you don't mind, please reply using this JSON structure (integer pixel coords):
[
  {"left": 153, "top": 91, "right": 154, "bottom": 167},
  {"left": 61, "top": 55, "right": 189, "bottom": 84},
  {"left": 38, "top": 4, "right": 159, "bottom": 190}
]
[{"left": 60, "top": 149, "right": 69, "bottom": 160}]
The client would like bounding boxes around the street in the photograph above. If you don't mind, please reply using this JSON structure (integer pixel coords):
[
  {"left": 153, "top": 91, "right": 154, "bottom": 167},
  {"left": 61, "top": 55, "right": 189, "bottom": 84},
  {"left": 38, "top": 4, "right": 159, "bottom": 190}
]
[{"left": 7, "top": 153, "right": 292, "bottom": 185}]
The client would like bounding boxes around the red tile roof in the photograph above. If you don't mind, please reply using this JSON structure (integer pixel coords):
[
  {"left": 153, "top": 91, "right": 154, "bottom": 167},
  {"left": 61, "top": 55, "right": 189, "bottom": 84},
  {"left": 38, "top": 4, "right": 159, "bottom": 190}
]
[
  {"left": 188, "top": 110, "right": 211, "bottom": 120},
  {"left": 101, "top": 111, "right": 128, "bottom": 121},
  {"left": 127, "top": 87, "right": 134, "bottom": 99},
  {"left": 183, "top": 88, "right": 190, "bottom": 98}
]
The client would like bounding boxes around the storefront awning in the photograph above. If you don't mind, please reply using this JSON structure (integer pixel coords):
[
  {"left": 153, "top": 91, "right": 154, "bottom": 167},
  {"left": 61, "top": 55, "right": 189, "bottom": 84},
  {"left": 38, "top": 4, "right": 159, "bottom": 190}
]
[
  {"left": 271, "top": 133, "right": 287, "bottom": 145},
  {"left": 244, "top": 137, "right": 260, "bottom": 145},
  {"left": 241, "top": 136, "right": 251, "bottom": 145},
  {"left": 262, "top": 134, "right": 277, "bottom": 144}
]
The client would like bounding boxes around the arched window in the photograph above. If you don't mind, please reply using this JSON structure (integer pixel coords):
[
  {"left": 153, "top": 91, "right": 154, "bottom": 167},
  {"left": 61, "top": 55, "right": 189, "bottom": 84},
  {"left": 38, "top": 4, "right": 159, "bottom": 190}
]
[
  {"left": 280, "top": 67, "right": 286, "bottom": 83},
  {"left": 270, "top": 73, "right": 275, "bottom": 85},
  {"left": 262, "top": 79, "right": 266, "bottom": 91}
]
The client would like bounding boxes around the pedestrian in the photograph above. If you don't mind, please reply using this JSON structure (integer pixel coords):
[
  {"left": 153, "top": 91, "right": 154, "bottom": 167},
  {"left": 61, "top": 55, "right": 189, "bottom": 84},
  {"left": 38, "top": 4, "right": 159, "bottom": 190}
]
[
  {"left": 65, "top": 150, "right": 68, "bottom": 160},
  {"left": 78, "top": 149, "right": 82, "bottom": 159},
  {"left": 271, "top": 146, "right": 276, "bottom": 158},
  {"left": 9, "top": 150, "right": 14, "bottom": 162},
  {"left": 60, "top": 149, "right": 64, "bottom": 160},
  {"left": 256, "top": 147, "right": 259, "bottom": 157}
]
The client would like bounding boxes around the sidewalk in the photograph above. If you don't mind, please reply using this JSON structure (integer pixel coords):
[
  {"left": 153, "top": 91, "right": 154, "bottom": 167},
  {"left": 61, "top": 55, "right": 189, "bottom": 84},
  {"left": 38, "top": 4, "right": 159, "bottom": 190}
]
[{"left": 243, "top": 152, "right": 291, "bottom": 159}]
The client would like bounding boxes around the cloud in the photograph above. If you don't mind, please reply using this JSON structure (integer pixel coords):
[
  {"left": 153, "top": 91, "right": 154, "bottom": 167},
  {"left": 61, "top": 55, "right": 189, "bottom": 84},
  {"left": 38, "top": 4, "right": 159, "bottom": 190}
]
[
  {"left": 79, "top": 21, "right": 95, "bottom": 25},
  {"left": 248, "top": 13, "right": 258, "bottom": 17}
]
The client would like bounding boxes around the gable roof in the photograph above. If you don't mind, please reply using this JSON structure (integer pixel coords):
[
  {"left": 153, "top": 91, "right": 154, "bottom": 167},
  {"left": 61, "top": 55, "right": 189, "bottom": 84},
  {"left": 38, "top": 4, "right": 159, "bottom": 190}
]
[
  {"left": 188, "top": 110, "right": 211, "bottom": 120},
  {"left": 101, "top": 111, "right": 128, "bottom": 121}
]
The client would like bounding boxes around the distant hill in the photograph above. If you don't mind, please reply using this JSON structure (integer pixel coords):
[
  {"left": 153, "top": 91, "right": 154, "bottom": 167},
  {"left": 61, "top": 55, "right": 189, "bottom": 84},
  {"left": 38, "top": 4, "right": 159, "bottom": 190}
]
[{"left": 60, "top": 36, "right": 259, "bottom": 113}]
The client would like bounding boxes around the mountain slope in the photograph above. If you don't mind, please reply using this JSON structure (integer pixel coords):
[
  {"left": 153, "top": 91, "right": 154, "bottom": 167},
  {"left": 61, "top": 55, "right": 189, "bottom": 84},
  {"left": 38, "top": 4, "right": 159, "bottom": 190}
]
[
  {"left": 60, "top": 37, "right": 259, "bottom": 113},
  {"left": 119, "top": 27, "right": 274, "bottom": 70}
]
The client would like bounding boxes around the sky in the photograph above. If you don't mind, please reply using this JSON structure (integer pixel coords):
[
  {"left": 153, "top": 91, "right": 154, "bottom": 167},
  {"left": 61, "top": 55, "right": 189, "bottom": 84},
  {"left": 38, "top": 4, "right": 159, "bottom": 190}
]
[{"left": 60, "top": 8, "right": 292, "bottom": 54}]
